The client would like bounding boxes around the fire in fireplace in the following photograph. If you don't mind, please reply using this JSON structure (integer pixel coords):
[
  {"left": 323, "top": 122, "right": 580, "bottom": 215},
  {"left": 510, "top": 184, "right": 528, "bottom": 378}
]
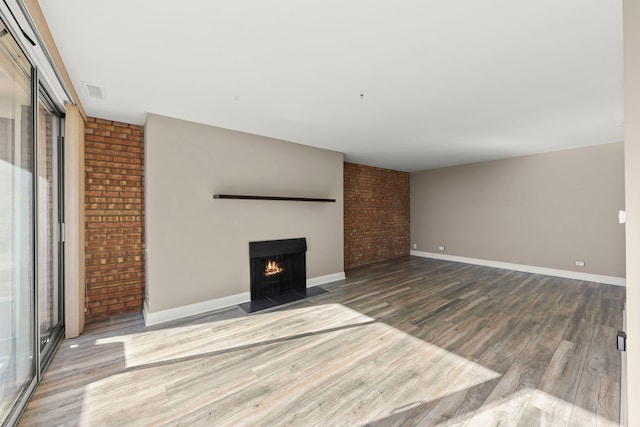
[{"left": 264, "top": 260, "right": 284, "bottom": 277}]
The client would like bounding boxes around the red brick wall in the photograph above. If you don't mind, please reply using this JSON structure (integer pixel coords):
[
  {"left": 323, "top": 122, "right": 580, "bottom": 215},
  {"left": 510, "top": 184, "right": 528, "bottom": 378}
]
[
  {"left": 84, "top": 117, "right": 144, "bottom": 321},
  {"left": 344, "top": 162, "right": 410, "bottom": 270}
]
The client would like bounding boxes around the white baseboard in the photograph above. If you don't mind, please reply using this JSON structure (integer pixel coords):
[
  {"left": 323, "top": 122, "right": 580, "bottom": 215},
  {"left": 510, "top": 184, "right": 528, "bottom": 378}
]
[
  {"left": 307, "top": 272, "right": 346, "bottom": 287},
  {"left": 143, "top": 271, "right": 346, "bottom": 327},
  {"left": 410, "top": 250, "right": 626, "bottom": 287},
  {"left": 144, "top": 292, "right": 250, "bottom": 327}
]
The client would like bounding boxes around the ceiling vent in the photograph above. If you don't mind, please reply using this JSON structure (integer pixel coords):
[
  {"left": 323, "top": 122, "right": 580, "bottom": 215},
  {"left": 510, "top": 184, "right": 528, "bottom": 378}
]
[{"left": 82, "top": 81, "right": 106, "bottom": 100}]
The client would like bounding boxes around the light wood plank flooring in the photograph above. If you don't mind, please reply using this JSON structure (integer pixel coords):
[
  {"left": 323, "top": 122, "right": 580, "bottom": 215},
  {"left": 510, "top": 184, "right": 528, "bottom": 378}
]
[{"left": 19, "top": 257, "right": 624, "bottom": 426}]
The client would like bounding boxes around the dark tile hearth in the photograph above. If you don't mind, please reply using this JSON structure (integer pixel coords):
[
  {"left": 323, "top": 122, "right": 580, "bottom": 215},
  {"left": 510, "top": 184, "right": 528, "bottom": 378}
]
[{"left": 239, "top": 286, "right": 327, "bottom": 313}]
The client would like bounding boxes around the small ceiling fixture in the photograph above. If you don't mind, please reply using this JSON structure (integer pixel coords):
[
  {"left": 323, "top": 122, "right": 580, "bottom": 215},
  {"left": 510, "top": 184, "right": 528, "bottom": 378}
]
[{"left": 82, "top": 81, "right": 106, "bottom": 100}]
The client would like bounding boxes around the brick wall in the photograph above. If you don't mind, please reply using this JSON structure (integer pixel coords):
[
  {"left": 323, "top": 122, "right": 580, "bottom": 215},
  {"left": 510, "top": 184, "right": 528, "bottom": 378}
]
[
  {"left": 84, "top": 117, "right": 144, "bottom": 321},
  {"left": 344, "top": 162, "right": 410, "bottom": 270}
]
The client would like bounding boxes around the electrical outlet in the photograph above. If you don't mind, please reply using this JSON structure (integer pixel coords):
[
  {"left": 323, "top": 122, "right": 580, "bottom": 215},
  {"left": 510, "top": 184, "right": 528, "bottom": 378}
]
[
  {"left": 438, "top": 245, "right": 445, "bottom": 251},
  {"left": 412, "top": 243, "right": 417, "bottom": 249},
  {"left": 575, "top": 261, "right": 585, "bottom": 267},
  {"left": 617, "top": 331, "right": 627, "bottom": 351}
]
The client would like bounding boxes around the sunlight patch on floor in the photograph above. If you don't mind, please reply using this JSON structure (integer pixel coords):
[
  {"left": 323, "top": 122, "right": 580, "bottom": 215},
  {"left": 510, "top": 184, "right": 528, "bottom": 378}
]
[
  {"left": 95, "top": 303, "right": 375, "bottom": 367},
  {"left": 78, "top": 303, "right": 501, "bottom": 425}
]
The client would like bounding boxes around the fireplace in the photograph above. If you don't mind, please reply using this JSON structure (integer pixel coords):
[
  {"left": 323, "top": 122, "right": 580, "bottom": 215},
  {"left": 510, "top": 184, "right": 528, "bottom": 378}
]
[
  {"left": 240, "top": 237, "right": 326, "bottom": 313},
  {"left": 250, "top": 238, "right": 307, "bottom": 300}
]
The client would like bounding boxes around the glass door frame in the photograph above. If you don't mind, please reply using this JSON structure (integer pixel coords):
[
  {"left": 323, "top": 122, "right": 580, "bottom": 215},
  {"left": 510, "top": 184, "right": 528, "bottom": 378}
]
[
  {"left": 1, "top": 21, "right": 66, "bottom": 427},
  {"left": 35, "top": 85, "right": 65, "bottom": 374}
]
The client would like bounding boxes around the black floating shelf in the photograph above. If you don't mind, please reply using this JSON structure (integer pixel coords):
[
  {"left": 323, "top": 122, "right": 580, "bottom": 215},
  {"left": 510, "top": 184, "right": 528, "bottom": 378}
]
[{"left": 214, "top": 194, "right": 336, "bottom": 202}]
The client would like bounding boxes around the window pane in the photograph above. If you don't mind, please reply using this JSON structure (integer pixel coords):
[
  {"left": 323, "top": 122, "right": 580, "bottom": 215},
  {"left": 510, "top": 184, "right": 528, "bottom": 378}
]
[
  {"left": 0, "top": 21, "right": 35, "bottom": 421},
  {"left": 37, "top": 99, "right": 60, "bottom": 350}
]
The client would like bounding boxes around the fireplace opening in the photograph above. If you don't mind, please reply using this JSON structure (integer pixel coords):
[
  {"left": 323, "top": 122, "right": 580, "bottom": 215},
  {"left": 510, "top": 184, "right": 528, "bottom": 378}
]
[
  {"left": 240, "top": 237, "right": 327, "bottom": 313},
  {"left": 249, "top": 238, "right": 306, "bottom": 301}
]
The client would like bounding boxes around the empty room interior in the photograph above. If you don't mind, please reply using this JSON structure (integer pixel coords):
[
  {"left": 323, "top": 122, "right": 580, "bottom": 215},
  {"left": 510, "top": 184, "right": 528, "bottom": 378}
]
[{"left": 1, "top": 1, "right": 640, "bottom": 426}]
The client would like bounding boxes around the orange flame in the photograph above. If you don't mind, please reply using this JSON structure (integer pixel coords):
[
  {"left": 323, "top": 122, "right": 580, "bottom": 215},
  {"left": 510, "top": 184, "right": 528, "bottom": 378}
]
[{"left": 265, "top": 260, "right": 284, "bottom": 277}]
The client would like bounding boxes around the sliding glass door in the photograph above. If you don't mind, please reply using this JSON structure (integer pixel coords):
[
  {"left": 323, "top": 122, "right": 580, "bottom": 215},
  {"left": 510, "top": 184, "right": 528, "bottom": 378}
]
[
  {"left": 0, "top": 19, "right": 36, "bottom": 423},
  {"left": 0, "top": 19, "right": 65, "bottom": 425}
]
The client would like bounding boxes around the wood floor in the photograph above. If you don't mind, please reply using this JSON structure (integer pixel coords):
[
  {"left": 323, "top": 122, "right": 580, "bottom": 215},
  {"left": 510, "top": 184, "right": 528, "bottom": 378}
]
[{"left": 19, "top": 257, "right": 624, "bottom": 426}]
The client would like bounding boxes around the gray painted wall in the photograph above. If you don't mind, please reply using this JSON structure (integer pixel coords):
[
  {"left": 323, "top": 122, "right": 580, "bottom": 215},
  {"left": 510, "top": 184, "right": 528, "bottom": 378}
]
[
  {"left": 144, "top": 114, "right": 344, "bottom": 313},
  {"left": 411, "top": 142, "right": 625, "bottom": 277}
]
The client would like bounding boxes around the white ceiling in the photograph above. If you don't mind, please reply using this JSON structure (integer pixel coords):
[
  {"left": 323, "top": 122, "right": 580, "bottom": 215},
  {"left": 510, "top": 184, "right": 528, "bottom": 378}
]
[{"left": 38, "top": 0, "right": 623, "bottom": 172}]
